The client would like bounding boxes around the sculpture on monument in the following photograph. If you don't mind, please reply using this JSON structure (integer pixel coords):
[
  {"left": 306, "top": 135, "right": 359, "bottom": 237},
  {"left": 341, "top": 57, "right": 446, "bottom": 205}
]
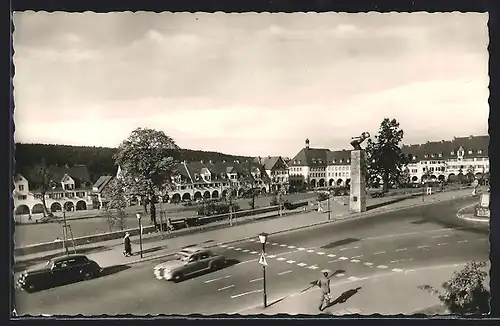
[
  {"left": 350, "top": 132, "right": 371, "bottom": 150},
  {"left": 349, "top": 132, "right": 370, "bottom": 213}
]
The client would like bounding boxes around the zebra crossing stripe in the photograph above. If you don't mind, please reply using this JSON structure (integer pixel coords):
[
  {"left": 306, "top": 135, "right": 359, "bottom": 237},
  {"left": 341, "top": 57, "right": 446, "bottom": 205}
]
[
  {"left": 364, "top": 262, "right": 373, "bottom": 266},
  {"left": 288, "top": 246, "right": 296, "bottom": 249},
  {"left": 280, "top": 244, "right": 287, "bottom": 247},
  {"left": 297, "top": 263, "right": 307, "bottom": 267},
  {"left": 220, "top": 244, "right": 228, "bottom": 248},
  {"left": 317, "top": 252, "right": 325, "bottom": 255},
  {"left": 298, "top": 247, "right": 306, "bottom": 251},
  {"left": 336, "top": 273, "right": 345, "bottom": 277},
  {"left": 286, "top": 260, "right": 296, "bottom": 264},
  {"left": 235, "top": 248, "right": 242, "bottom": 251},
  {"left": 392, "top": 268, "right": 404, "bottom": 273},
  {"left": 242, "top": 249, "right": 250, "bottom": 253},
  {"left": 308, "top": 265, "right": 319, "bottom": 270},
  {"left": 377, "top": 265, "right": 388, "bottom": 269},
  {"left": 250, "top": 251, "right": 258, "bottom": 254},
  {"left": 277, "top": 257, "right": 286, "bottom": 261},
  {"left": 267, "top": 255, "right": 277, "bottom": 258},
  {"left": 307, "top": 250, "right": 315, "bottom": 253},
  {"left": 339, "top": 257, "right": 348, "bottom": 260},
  {"left": 327, "top": 254, "right": 336, "bottom": 258},
  {"left": 350, "top": 259, "right": 361, "bottom": 263}
]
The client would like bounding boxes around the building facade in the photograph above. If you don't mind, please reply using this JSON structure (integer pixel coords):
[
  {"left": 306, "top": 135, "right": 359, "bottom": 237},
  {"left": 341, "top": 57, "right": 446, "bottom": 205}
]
[
  {"left": 13, "top": 165, "right": 94, "bottom": 217},
  {"left": 402, "top": 135, "right": 489, "bottom": 183},
  {"left": 256, "top": 156, "right": 289, "bottom": 193}
]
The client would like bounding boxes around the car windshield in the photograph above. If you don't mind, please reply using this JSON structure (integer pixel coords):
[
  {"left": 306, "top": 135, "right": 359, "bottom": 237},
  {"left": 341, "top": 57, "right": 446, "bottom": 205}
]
[{"left": 176, "top": 252, "right": 190, "bottom": 262}]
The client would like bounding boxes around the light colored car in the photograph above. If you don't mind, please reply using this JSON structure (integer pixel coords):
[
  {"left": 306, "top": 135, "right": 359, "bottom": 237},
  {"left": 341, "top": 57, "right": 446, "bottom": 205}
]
[{"left": 154, "top": 247, "right": 227, "bottom": 282}]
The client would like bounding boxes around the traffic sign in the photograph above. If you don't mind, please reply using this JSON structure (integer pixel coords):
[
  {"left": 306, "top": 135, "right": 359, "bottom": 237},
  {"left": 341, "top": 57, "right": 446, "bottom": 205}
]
[{"left": 258, "top": 253, "right": 268, "bottom": 266}]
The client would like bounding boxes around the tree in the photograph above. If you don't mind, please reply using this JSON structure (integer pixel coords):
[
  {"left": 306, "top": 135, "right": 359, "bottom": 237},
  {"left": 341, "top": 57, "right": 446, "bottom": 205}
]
[
  {"left": 102, "top": 177, "right": 128, "bottom": 231},
  {"left": 28, "top": 158, "right": 52, "bottom": 217},
  {"left": 366, "top": 118, "right": 408, "bottom": 192},
  {"left": 398, "top": 167, "right": 411, "bottom": 187},
  {"left": 466, "top": 165, "right": 476, "bottom": 183},
  {"left": 114, "top": 128, "right": 180, "bottom": 228},
  {"left": 425, "top": 261, "right": 490, "bottom": 314}
]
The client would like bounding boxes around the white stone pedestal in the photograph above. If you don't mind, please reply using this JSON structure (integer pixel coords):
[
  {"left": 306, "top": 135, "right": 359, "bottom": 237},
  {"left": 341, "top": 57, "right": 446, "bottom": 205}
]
[{"left": 350, "top": 150, "right": 367, "bottom": 213}]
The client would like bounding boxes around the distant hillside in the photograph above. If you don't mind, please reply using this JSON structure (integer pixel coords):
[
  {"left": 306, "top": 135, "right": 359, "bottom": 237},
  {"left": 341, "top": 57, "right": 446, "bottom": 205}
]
[{"left": 14, "top": 143, "right": 253, "bottom": 183}]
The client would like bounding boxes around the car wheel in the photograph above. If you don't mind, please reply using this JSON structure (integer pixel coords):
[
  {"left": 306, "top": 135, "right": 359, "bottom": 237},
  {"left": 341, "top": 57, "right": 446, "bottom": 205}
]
[
  {"left": 172, "top": 273, "right": 183, "bottom": 283},
  {"left": 211, "top": 263, "right": 218, "bottom": 271},
  {"left": 83, "top": 270, "right": 95, "bottom": 280}
]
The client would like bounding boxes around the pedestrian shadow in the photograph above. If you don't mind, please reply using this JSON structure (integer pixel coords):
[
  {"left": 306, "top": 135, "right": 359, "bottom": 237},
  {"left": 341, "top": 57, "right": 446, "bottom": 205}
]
[
  {"left": 99, "top": 265, "right": 131, "bottom": 278},
  {"left": 325, "top": 287, "right": 362, "bottom": 309}
]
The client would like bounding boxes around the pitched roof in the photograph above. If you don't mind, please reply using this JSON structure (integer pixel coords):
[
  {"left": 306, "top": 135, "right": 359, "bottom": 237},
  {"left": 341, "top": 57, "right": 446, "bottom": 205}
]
[
  {"left": 289, "top": 148, "right": 330, "bottom": 167},
  {"left": 402, "top": 135, "right": 489, "bottom": 162},
  {"left": 92, "top": 175, "right": 114, "bottom": 193},
  {"left": 47, "top": 165, "right": 92, "bottom": 183},
  {"left": 260, "top": 156, "right": 285, "bottom": 170},
  {"left": 327, "top": 150, "right": 352, "bottom": 165}
]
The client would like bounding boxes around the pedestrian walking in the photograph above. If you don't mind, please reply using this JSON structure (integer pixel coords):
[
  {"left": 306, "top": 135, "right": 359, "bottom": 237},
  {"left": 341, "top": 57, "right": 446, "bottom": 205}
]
[
  {"left": 123, "top": 232, "right": 132, "bottom": 257},
  {"left": 317, "top": 271, "right": 332, "bottom": 311}
]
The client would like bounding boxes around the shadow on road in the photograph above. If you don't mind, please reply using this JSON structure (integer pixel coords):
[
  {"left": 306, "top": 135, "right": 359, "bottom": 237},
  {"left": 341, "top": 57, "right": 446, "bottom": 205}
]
[
  {"left": 99, "top": 264, "right": 131, "bottom": 278},
  {"left": 321, "top": 238, "right": 359, "bottom": 250},
  {"left": 325, "top": 287, "right": 362, "bottom": 309},
  {"left": 367, "top": 197, "right": 408, "bottom": 211},
  {"left": 14, "top": 245, "right": 108, "bottom": 273}
]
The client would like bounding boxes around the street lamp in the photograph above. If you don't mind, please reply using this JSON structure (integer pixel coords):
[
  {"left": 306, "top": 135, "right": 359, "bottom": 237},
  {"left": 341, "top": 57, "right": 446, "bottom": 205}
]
[
  {"left": 258, "top": 232, "right": 268, "bottom": 308},
  {"left": 136, "top": 214, "right": 144, "bottom": 258}
]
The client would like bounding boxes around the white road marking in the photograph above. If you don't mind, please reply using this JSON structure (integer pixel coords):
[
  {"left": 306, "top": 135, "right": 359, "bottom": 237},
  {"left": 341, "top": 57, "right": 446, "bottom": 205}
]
[
  {"left": 340, "top": 246, "right": 359, "bottom": 251},
  {"left": 432, "top": 235, "right": 442, "bottom": 239},
  {"left": 457, "top": 240, "right": 468, "bottom": 243},
  {"left": 286, "top": 260, "right": 296, "bottom": 264},
  {"left": 328, "top": 259, "right": 340, "bottom": 263},
  {"left": 351, "top": 255, "right": 363, "bottom": 258},
  {"left": 220, "top": 244, "right": 228, "bottom": 248},
  {"left": 377, "top": 265, "right": 388, "bottom": 269},
  {"left": 278, "top": 270, "right": 293, "bottom": 276},
  {"left": 417, "top": 245, "right": 429, "bottom": 249},
  {"left": 327, "top": 254, "right": 336, "bottom": 258},
  {"left": 350, "top": 259, "right": 361, "bottom": 263},
  {"left": 307, "top": 250, "right": 315, "bottom": 253},
  {"left": 374, "top": 251, "right": 386, "bottom": 255},
  {"left": 364, "top": 262, "right": 373, "bottom": 267},
  {"left": 271, "top": 243, "right": 278, "bottom": 246},
  {"left": 267, "top": 255, "right": 277, "bottom": 258},
  {"left": 227, "top": 246, "right": 234, "bottom": 249},
  {"left": 297, "top": 263, "right": 307, "bottom": 267},
  {"left": 390, "top": 260, "right": 399, "bottom": 263},
  {"left": 348, "top": 276, "right": 359, "bottom": 281},
  {"left": 280, "top": 244, "right": 287, "bottom": 247},
  {"left": 205, "top": 275, "right": 231, "bottom": 283},
  {"left": 231, "top": 289, "right": 263, "bottom": 299},
  {"left": 339, "top": 257, "right": 348, "bottom": 260},
  {"left": 277, "top": 257, "right": 286, "bottom": 261},
  {"left": 395, "top": 248, "right": 407, "bottom": 252},
  {"left": 242, "top": 249, "right": 250, "bottom": 253},
  {"left": 218, "top": 285, "right": 234, "bottom": 291},
  {"left": 288, "top": 245, "right": 296, "bottom": 249},
  {"left": 298, "top": 247, "right": 306, "bottom": 251},
  {"left": 392, "top": 268, "right": 404, "bottom": 273},
  {"left": 234, "top": 248, "right": 242, "bottom": 251},
  {"left": 308, "top": 265, "right": 319, "bottom": 270},
  {"left": 437, "top": 243, "right": 448, "bottom": 246},
  {"left": 317, "top": 252, "right": 326, "bottom": 255},
  {"left": 250, "top": 277, "right": 263, "bottom": 283},
  {"left": 336, "top": 273, "right": 345, "bottom": 277},
  {"left": 250, "top": 251, "right": 258, "bottom": 254}
]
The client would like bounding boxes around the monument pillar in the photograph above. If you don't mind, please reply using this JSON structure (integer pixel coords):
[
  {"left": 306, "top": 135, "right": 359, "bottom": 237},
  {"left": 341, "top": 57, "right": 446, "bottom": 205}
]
[{"left": 350, "top": 150, "right": 367, "bottom": 213}]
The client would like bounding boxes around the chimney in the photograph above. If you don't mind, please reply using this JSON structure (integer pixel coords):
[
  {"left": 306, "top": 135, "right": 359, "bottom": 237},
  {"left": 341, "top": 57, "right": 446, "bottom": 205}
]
[{"left": 305, "top": 138, "right": 310, "bottom": 149}]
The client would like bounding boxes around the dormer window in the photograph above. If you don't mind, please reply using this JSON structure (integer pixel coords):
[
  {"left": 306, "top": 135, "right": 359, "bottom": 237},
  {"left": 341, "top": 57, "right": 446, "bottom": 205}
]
[
  {"left": 478, "top": 150, "right": 483, "bottom": 154},
  {"left": 424, "top": 154, "right": 428, "bottom": 158},
  {"left": 451, "top": 151, "right": 455, "bottom": 155},
  {"left": 347, "top": 159, "right": 350, "bottom": 163},
  {"left": 438, "top": 153, "right": 442, "bottom": 158},
  {"left": 340, "top": 159, "right": 343, "bottom": 163},
  {"left": 468, "top": 150, "right": 472, "bottom": 154},
  {"left": 333, "top": 159, "right": 336, "bottom": 163},
  {"left": 413, "top": 156, "right": 417, "bottom": 160},
  {"left": 430, "top": 154, "right": 434, "bottom": 158}
]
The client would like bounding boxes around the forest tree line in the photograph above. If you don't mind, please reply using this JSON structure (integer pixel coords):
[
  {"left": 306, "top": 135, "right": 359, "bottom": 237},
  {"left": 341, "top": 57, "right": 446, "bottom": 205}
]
[{"left": 14, "top": 143, "right": 252, "bottom": 183}]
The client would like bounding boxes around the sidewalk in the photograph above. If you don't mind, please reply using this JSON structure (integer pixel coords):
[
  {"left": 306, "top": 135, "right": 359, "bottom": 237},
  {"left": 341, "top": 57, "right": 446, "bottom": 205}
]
[
  {"left": 14, "top": 188, "right": 473, "bottom": 271},
  {"left": 238, "top": 263, "right": 469, "bottom": 315}
]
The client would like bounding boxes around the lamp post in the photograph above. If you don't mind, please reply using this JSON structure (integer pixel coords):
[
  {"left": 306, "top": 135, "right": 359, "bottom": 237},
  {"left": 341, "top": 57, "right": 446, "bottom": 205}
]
[
  {"left": 259, "top": 232, "right": 268, "bottom": 308},
  {"left": 327, "top": 190, "right": 331, "bottom": 221},
  {"left": 62, "top": 202, "right": 69, "bottom": 256},
  {"left": 136, "top": 214, "right": 144, "bottom": 258}
]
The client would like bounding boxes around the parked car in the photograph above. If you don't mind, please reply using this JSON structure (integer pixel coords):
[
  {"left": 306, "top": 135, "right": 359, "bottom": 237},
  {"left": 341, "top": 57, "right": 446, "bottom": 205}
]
[
  {"left": 153, "top": 247, "right": 226, "bottom": 282},
  {"left": 17, "top": 254, "right": 102, "bottom": 293}
]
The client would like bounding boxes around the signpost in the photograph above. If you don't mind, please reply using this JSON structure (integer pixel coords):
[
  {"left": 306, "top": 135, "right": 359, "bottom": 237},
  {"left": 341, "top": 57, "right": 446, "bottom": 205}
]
[
  {"left": 258, "top": 232, "right": 269, "bottom": 308},
  {"left": 475, "top": 193, "right": 490, "bottom": 218}
]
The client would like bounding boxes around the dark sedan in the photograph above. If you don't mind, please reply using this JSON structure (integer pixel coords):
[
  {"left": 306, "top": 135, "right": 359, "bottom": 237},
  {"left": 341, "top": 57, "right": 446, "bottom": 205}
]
[{"left": 17, "top": 254, "right": 102, "bottom": 292}]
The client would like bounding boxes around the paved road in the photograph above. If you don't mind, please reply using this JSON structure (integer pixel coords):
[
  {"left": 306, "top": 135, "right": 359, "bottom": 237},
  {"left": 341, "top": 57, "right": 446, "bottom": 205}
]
[{"left": 14, "top": 197, "right": 488, "bottom": 315}]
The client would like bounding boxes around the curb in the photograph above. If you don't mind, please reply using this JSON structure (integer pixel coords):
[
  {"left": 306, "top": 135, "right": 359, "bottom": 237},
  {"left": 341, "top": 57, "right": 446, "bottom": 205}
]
[{"left": 456, "top": 203, "right": 490, "bottom": 224}]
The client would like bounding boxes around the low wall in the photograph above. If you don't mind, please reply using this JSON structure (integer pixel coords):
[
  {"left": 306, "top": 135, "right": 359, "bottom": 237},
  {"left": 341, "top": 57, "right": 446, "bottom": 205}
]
[{"left": 14, "top": 204, "right": 294, "bottom": 257}]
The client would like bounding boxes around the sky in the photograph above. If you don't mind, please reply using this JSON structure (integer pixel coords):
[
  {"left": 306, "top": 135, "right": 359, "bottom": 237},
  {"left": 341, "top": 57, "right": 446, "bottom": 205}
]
[{"left": 13, "top": 12, "right": 489, "bottom": 157}]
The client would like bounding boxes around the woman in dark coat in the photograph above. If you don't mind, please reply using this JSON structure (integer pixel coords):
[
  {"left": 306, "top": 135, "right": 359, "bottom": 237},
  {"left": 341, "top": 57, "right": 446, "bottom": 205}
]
[{"left": 123, "top": 232, "right": 132, "bottom": 257}]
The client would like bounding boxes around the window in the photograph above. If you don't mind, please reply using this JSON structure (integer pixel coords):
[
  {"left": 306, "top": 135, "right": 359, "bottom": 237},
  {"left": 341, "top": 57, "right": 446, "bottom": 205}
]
[
  {"left": 17, "top": 195, "right": 27, "bottom": 200},
  {"left": 200, "top": 252, "right": 210, "bottom": 260},
  {"left": 468, "top": 150, "right": 473, "bottom": 154},
  {"left": 438, "top": 153, "right": 442, "bottom": 158},
  {"left": 451, "top": 151, "right": 455, "bottom": 155},
  {"left": 19, "top": 185, "right": 24, "bottom": 191},
  {"left": 478, "top": 150, "right": 483, "bottom": 154},
  {"left": 424, "top": 154, "right": 428, "bottom": 158}
]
